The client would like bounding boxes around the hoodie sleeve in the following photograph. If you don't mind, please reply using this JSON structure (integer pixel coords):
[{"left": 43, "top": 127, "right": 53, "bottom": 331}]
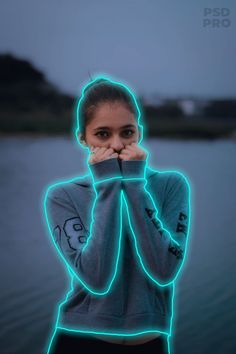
[
  {"left": 44, "top": 157, "right": 123, "bottom": 295},
  {"left": 121, "top": 160, "right": 190, "bottom": 286}
]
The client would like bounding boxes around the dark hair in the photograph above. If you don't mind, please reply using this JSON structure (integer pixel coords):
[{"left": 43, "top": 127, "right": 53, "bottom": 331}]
[{"left": 76, "top": 77, "right": 140, "bottom": 140}]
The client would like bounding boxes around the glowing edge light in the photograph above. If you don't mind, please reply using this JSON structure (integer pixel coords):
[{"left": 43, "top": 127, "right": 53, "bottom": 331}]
[{"left": 41, "top": 74, "right": 192, "bottom": 354}]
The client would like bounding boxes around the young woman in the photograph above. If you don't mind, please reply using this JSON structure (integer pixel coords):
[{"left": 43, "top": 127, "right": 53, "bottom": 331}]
[{"left": 44, "top": 76, "right": 190, "bottom": 354}]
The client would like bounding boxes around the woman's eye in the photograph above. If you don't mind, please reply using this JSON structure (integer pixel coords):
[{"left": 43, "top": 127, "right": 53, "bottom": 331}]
[
  {"left": 95, "top": 130, "right": 134, "bottom": 139},
  {"left": 95, "top": 131, "right": 109, "bottom": 138},
  {"left": 123, "top": 130, "right": 134, "bottom": 138}
]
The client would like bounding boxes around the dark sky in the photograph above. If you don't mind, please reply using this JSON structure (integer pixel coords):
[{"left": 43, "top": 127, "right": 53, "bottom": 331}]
[{"left": 0, "top": 0, "right": 235, "bottom": 98}]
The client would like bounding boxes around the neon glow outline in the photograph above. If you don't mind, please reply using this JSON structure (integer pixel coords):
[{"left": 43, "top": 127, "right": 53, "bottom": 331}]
[{"left": 42, "top": 74, "right": 191, "bottom": 354}]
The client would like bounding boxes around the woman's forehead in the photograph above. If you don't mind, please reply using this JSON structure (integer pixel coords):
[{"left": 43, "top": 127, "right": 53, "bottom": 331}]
[{"left": 87, "top": 104, "right": 136, "bottom": 129}]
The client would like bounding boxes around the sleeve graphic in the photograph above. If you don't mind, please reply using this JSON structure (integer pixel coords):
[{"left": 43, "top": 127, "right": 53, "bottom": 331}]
[
  {"left": 121, "top": 160, "right": 191, "bottom": 286},
  {"left": 44, "top": 158, "right": 123, "bottom": 295}
]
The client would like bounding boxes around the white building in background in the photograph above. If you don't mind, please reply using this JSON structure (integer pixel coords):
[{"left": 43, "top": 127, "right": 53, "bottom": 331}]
[
  {"left": 177, "top": 98, "right": 209, "bottom": 118},
  {"left": 142, "top": 93, "right": 209, "bottom": 118},
  {"left": 179, "top": 100, "right": 196, "bottom": 115}
]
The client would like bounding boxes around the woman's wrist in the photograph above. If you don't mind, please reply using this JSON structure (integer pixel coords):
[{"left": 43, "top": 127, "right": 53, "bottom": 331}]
[
  {"left": 88, "top": 157, "right": 122, "bottom": 184},
  {"left": 120, "top": 159, "right": 146, "bottom": 180}
]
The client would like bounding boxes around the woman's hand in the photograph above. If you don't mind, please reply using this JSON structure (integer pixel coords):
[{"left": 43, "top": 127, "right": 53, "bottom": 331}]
[
  {"left": 88, "top": 145, "right": 119, "bottom": 165},
  {"left": 119, "top": 142, "right": 147, "bottom": 161}
]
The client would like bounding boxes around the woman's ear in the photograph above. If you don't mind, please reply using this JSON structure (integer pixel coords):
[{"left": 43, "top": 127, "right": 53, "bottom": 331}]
[
  {"left": 78, "top": 132, "right": 87, "bottom": 146},
  {"left": 138, "top": 127, "right": 142, "bottom": 143}
]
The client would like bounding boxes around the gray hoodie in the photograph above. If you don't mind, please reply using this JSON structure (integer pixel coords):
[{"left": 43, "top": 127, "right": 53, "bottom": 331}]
[{"left": 44, "top": 158, "right": 190, "bottom": 336}]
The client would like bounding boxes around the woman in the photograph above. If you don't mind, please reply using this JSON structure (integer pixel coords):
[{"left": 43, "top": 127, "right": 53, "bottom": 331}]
[{"left": 44, "top": 76, "right": 190, "bottom": 354}]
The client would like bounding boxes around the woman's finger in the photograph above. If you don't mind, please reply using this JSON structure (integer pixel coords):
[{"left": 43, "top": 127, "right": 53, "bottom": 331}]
[{"left": 125, "top": 144, "right": 136, "bottom": 150}]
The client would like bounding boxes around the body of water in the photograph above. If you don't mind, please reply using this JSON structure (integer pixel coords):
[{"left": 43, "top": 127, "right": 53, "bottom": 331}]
[{"left": 0, "top": 136, "right": 235, "bottom": 354}]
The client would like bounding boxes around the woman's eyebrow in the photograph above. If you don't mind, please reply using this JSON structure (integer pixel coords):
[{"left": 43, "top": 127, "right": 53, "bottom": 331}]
[{"left": 94, "top": 124, "right": 136, "bottom": 131}]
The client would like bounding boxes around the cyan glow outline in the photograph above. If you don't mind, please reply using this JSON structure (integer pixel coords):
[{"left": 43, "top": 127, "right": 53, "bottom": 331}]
[
  {"left": 42, "top": 74, "right": 191, "bottom": 354},
  {"left": 73, "top": 73, "right": 145, "bottom": 145}
]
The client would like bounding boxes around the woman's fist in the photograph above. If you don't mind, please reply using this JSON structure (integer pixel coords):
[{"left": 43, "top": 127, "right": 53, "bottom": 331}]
[
  {"left": 119, "top": 142, "right": 147, "bottom": 161},
  {"left": 88, "top": 145, "right": 119, "bottom": 165}
]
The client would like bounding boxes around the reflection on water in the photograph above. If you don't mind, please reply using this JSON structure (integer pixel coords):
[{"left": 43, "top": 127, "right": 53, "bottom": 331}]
[{"left": 0, "top": 136, "right": 235, "bottom": 354}]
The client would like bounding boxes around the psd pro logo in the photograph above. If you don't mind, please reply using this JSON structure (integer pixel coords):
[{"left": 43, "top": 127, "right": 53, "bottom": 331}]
[{"left": 203, "top": 8, "right": 231, "bottom": 28}]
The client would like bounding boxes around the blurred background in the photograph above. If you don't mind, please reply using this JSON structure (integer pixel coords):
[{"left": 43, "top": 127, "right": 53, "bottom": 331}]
[{"left": 0, "top": 1, "right": 235, "bottom": 353}]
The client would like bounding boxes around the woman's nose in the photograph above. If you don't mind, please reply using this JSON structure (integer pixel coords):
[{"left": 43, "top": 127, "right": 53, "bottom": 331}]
[{"left": 110, "top": 139, "right": 124, "bottom": 153}]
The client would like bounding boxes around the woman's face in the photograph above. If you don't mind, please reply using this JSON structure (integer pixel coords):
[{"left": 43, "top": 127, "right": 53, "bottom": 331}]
[{"left": 80, "top": 101, "right": 140, "bottom": 153}]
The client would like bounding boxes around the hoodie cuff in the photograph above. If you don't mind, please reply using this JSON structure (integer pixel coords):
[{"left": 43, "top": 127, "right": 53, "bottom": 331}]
[
  {"left": 88, "top": 157, "right": 122, "bottom": 183},
  {"left": 120, "top": 160, "right": 146, "bottom": 179}
]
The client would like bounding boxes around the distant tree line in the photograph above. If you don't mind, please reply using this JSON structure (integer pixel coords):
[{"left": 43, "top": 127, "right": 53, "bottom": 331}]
[{"left": 0, "top": 53, "right": 235, "bottom": 138}]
